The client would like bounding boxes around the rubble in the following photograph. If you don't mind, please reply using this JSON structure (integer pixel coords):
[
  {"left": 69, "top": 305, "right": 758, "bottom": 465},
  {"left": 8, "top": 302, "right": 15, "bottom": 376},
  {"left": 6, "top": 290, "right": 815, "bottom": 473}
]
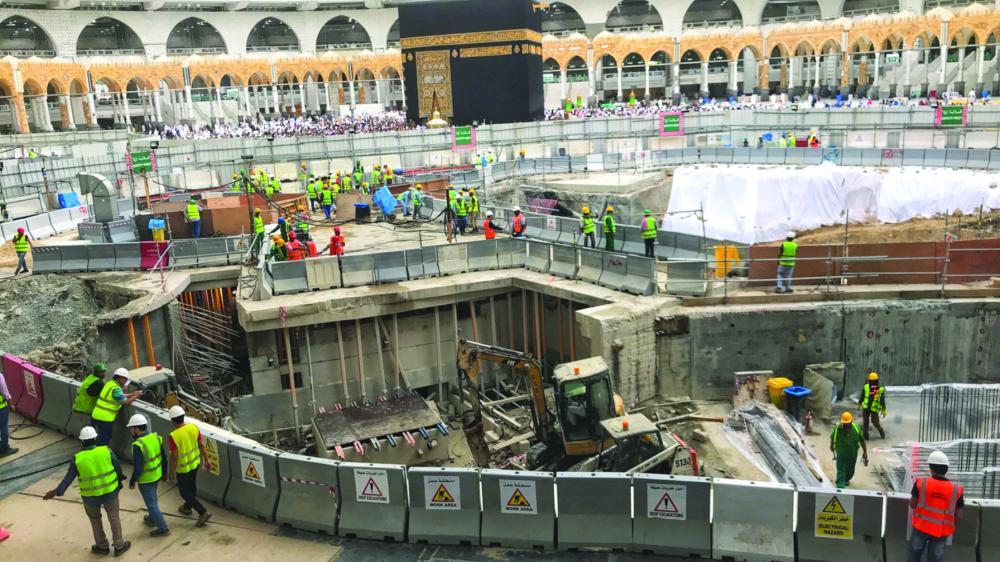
[{"left": 0, "top": 275, "right": 102, "bottom": 360}]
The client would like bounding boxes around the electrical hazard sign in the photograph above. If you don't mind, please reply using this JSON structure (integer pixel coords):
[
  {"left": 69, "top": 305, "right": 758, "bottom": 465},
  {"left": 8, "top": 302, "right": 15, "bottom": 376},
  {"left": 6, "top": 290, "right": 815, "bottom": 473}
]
[
  {"left": 203, "top": 438, "right": 220, "bottom": 476},
  {"left": 500, "top": 479, "right": 537, "bottom": 514},
  {"left": 424, "top": 475, "right": 461, "bottom": 510},
  {"left": 239, "top": 451, "right": 266, "bottom": 487},
  {"left": 815, "top": 493, "right": 854, "bottom": 540},
  {"left": 647, "top": 483, "right": 687, "bottom": 520},
  {"left": 354, "top": 468, "right": 390, "bottom": 504}
]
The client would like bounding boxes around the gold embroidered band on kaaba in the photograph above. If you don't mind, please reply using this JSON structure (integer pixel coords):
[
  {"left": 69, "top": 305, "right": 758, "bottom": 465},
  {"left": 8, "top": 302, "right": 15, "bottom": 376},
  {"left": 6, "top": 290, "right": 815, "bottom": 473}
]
[{"left": 400, "top": 29, "right": 542, "bottom": 50}]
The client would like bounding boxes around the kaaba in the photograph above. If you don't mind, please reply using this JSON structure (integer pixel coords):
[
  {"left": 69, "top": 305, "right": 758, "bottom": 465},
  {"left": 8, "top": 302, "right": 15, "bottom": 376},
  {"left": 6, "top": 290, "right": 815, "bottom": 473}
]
[{"left": 398, "top": 0, "right": 544, "bottom": 126}]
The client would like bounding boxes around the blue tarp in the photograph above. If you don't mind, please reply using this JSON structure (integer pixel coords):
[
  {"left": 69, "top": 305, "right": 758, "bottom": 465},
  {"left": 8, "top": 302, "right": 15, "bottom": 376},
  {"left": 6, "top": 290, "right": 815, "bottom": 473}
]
[
  {"left": 58, "top": 192, "right": 81, "bottom": 208},
  {"left": 372, "top": 187, "right": 398, "bottom": 216}
]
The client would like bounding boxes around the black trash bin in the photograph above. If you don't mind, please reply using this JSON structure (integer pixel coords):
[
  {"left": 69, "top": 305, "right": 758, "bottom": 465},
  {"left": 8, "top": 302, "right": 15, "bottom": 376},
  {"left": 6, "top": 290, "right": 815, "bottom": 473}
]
[
  {"left": 784, "top": 386, "right": 812, "bottom": 422},
  {"left": 354, "top": 202, "right": 371, "bottom": 223}
]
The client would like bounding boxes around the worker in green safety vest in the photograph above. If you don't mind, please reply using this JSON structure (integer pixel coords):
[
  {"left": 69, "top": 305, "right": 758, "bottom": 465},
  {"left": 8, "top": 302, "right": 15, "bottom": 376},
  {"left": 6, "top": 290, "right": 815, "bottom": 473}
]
[
  {"left": 830, "top": 411, "right": 868, "bottom": 488},
  {"left": 320, "top": 185, "right": 335, "bottom": 220},
  {"left": 858, "top": 372, "right": 887, "bottom": 440},
  {"left": 306, "top": 177, "right": 318, "bottom": 211},
  {"left": 354, "top": 168, "right": 363, "bottom": 187},
  {"left": 640, "top": 209, "right": 657, "bottom": 257},
  {"left": 252, "top": 208, "right": 265, "bottom": 251},
  {"left": 580, "top": 206, "right": 596, "bottom": 248},
  {"left": 73, "top": 363, "right": 108, "bottom": 418},
  {"left": 271, "top": 177, "right": 281, "bottom": 194},
  {"left": 468, "top": 189, "right": 480, "bottom": 233},
  {"left": 776, "top": 231, "right": 797, "bottom": 294},
  {"left": 44, "top": 425, "right": 131, "bottom": 556},
  {"left": 231, "top": 174, "right": 241, "bottom": 193},
  {"left": 126, "top": 413, "right": 170, "bottom": 537},
  {"left": 455, "top": 190, "right": 468, "bottom": 234},
  {"left": 602, "top": 206, "right": 617, "bottom": 252},
  {"left": 12, "top": 226, "right": 30, "bottom": 275},
  {"left": 186, "top": 198, "right": 203, "bottom": 239},
  {"left": 91, "top": 368, "right": 142, "bottom": 447},
  {"left": 342, "top": 174, "right": 352, "bottom": 191}
]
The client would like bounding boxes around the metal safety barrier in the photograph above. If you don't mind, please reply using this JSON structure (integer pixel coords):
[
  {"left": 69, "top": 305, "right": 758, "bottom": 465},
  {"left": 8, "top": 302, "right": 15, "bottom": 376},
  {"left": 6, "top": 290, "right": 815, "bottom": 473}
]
[{"left": 796, "top": 487, "right": 884, "bottom": 562}]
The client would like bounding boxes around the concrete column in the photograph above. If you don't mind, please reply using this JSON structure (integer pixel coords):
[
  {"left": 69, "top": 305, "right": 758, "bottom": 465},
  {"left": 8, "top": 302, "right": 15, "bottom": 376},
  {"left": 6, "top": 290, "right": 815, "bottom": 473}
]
[
  {"left": 11, "top": 95, "right": 29, "bottom": 133},
  {"left": 153, "top": 90, "right": 163, "bottom": 123},
  {"left": 374, "top": 79, "right": 382, "bottom": 107},
  {"left": 349, "top": 80, "right": 357, "bottom": 108},
  {"left": 976, "top": 44, "right": 986, "bottom": 91},
  {"left": 85, "top": 93, "right": 98, "bottom": 127},
  {"left": 400, "top": 77, "right": 406, "bottom": 109},
  {"left": 560, "top": 69, "right": 568, "bottom": 100},
  {"left": 37, "top": 97, "right": 54, "bottom": 131},
  {"left": 184, "top": 86, "right": 194, "bottom": 121},
  {"left": 789, "top": 57, "right": 796, "bottom": 93},
  {"left": 939, "top": 21, "right": 948, "bottom": 87},
  {"left": 672, "top": 62, "right": 680, "bottom": 95},
  {"left": 814, "top": 55, "right": 821, "bottom": 89},
  {"left": 62, "top": 94, "right": 76, "bottom": 130},
  {"left": 729, "top": 60, "right": 738, "bottom": 95},
  {"left": 905, "top": 49, "right": 913, "bottom": 89},
  {"left": 643, "top": 64, "right": 650, "bottom": 99},
  {"left": 700, "top": 61, "right": 709, "bottom": 97},
  {"left": 616, "top": 67, "right": 623, "bottom": 100},
  {"left": 299, "top": 82, "right": 307, "bottom": 113},
  {"left": 587, "top": 66, "right": 595, "bottom": 100},
  {"left": 216, "top": 87, "right": 225, "bottom": 122},
  {"left": 122, "top": 92, "right": 132, "bottom": 126},
  {"left": 272, "top": 85, "right": 280, "bottom": 114},
  {"left": 242, "top": 86, "right": 251, "bottom": 116}
]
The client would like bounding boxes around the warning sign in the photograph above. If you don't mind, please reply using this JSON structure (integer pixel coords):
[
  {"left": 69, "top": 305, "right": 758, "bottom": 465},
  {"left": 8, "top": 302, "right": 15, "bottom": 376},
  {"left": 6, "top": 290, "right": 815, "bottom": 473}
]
[
  {"left": 354, "top": 468, "right": 390, "bottom": 504},
  {"left": 424, "top": 475, "right": 460, "bottom": 510},
  {"left": 23, "top": 372, "right": 37, "bottom": 398},
  {"left": 203, "top": 438, "right": 220, "bottom": 476},
  {"left": 647, "top": 483, "right": 687, "bottom": 520},
  {"left": 239, "top": 451, "right": 266, "bottom": 488},
  {"left": 815, "top": 493, "right": 854, "bottom": 540},
  {"left": 500, "top": 479, "right": 537, "bottom": 514}
]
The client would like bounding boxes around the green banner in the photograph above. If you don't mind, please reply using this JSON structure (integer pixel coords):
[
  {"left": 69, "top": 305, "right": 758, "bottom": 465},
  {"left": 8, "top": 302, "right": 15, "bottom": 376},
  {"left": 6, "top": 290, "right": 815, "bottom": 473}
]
[
  {"left": 938, "top": 105, "right": 965, "bottom": 127},
  {"left": 130, "top": 151, "right": 153, "bottom": 174},
  {"left": 454, "top": 126, "right": 474, "bottom": 146},
  {"left": 662, "top": 114, "right": 682, "bottom": 134}
]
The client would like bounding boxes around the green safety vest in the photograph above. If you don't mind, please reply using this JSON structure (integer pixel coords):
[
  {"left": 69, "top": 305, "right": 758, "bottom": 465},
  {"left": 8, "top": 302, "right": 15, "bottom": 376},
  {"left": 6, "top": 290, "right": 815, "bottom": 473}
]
[
  {"left": 171, "top": 423, "right": 201, "bottom": 474},
  {"left": 298, "top": 217, "right": 309, "bottom": 233},
  {"left": 253, "top": 216, "right": 265, "bottom": 234},
  {"left": 832, "top": 422, "right": 862, "bottom": 457},
  {"left": 331, "top": 183, "right": 340, "bottom": 195},
  {"left": 306, "top": 182, "right": 317, "bottom": 198},
  {"left": 272, "top": 178, "right": 281, "bottom": 192},
  {"left": 74, "top": 446, "right": 118, "bottom": 498},
  {"left": 641, "top": 216, "right": 657, "bottom": 239},
  {"left": 861, "top": 384, "right": 885, "bottom": 413},
  {"left": 455, "top": 198, "right": 467, "bottom": 217},
  {"left": 603, "top": 215, "right": 616, "bottom": 234},
  {"left": 13, "top": 233, "right": 29, "bottom": 253},
  {"left": 581, "top": 216, "right": 595, "bottom": 234},
  {"left": 135, "top": 432, "right": 163, "bottom": 484},
  {"left": 354, "top": 172, "right": 362, "bottom": 184},
  {"left": 265, "top": 184, "right": 275, "bottom": 196},
  {"left": 779, "top": 241, "right": 798, "bottom": 267},
  {"left": 0, "top": 388, "right": 7, "bottom": 410},
  {"left": 412, "top": 191, "right": 422, "bottom": 207},
  {"left": 231, "top": 179, "right": 241, "bottom": 193},
  {"left": 343, "top": 176, "right": 352, "bottom": 189},
  {"left": 321, "top": 190, "right": 333, "bottom": 205},
  {"left": 186, "top": 203, "right": 200, "bottom": 221},
  {"left": 470, "top": 196, "right": 479, "bottom": 213},
  {"left": 91, "top": 380, "right": 122, "bottom": 422},
  {"left": 72, "top": 374, "right": 102, "bottom": 414}
]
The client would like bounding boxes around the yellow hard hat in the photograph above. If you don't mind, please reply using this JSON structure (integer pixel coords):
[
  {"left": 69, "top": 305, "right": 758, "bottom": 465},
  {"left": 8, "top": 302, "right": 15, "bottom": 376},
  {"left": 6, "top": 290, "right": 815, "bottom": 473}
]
[
  {"left": 298, "top": 205, "right": 305, "bottom": 211},
  {"left": 416, "top": 184, "right": 423, "bottom": 189},
  {"left": 606, "top": 206, "right": 614, "bottom": 213},
  {"left": 254, "top": 207, "right": 261, "bottom": 213},
  {"left": 582, "top": 206, "right": 590, "bottom": 214},
  {"left": 469, "top": 189, "right": 475, "bottom": 194},
  {"left": 868, "top": 372, "right": 879, "bottom": 381},
  {"left": 232, "top": 173, "right": 238, "bottom": 179},
  {"left": 841, "top": 411, "right": 853, "bottom": 424}
]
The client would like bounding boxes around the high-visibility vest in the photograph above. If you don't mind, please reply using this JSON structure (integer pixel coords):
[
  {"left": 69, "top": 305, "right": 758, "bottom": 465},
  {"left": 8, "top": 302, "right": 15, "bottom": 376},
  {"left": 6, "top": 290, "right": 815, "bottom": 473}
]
[
  {"left": 265, "top": 184, "right": 275, "bottom": 196},
  {"left": 603, "top": 215, "right": 616, "bottom": 234},
  {"left": 286, "top": 241, "right": 303, "bottom": 261},
  {"left": 512, "top": 214, "right": 525, "bottom": 234},
  {"left": 135, "top": 432, "right": 163, "bottom": 485},
  {"left": 484, "top": 220, "right": 495, "bottom": 239},
  {"left": 330, "top": 236, "right": 344, "bottom": 256},
  {"left": 73, "top": 374, "right": 102, "bottom": 414},
  {"left": 321, "top": 189, "right": 333, "bottom": 205},
  {"left": 306, "top": 182, "right": 317, "bottom": 199},
  {"left": 171, "top": 423, "right": 201, "bottom": 474},
  {"left": 913, "top": 477, "right": 962, "bottom": 538},
  {"left": 581, "top": 216, "right": 595, "bottom": 234},
  {"left": 0, "top": 387, "right": 7, "bottom": 410},
  {"left": 186, "top": 203, "right": 200, "bottom": 222},
  {"left": 231, "top": 179, "right": 242, "bottom": 193},
  {"left": 831, "top": 422, "right": 861, "bottom": 450},
  {"left": 272, "top": 178, "right": 281, "bottom": 192},
  {"left": 297, "top": 215, "right": 309, "bottom": 233},
  {"left": 470, "top": 196, "right": 479, "bottom": 213},
  {"left": 412, "top": 191, "right": 422, "bottom": 207},
  {"left": 13, "top": 233, "right": 28, "bottom": 253},
  {"left": 74, "top": 446, "right": 118, "bottom": 497},
  {"left": 641, "top": 216, "right": 657, "bottom": 239},
  {"left": 455, "top": 198, "right": 467, "bottom": 217},
  {"left": 253, "top": 216, "right": 265, "bottom": 235},
  {"left": 861, "top": 384, "right": 885, "bottom": 413},
  {"left": 780, "top": 241, "right": 798, "bottom": 267},
  {"left": 91, "top": 380, "right": 122, "bottom": 422},
  {"left": 343, "top": 176, "right": 352, "bottom": 189}
]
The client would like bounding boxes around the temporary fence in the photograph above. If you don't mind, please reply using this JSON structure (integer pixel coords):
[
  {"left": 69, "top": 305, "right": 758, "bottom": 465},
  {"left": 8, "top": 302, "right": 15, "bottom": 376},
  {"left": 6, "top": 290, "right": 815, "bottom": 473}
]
[
  {"left": 32, "top": 236, "right": 249, "bottom": 274},
  {"left": 3, "top": 349, "right": 1000, "bottom": 558}
]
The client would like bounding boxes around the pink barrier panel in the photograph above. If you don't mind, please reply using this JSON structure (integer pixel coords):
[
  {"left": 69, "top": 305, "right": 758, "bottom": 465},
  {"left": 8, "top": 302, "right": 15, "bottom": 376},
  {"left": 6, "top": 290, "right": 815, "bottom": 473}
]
[
  {"left": 16, "top": 363, "right": 45, "bottom": 421},
  {"left": 140, "top": 242, "right": 170, "bottom": 270},
  {"left": 1, "top": 354, "right": 26, "bottom": 407}
]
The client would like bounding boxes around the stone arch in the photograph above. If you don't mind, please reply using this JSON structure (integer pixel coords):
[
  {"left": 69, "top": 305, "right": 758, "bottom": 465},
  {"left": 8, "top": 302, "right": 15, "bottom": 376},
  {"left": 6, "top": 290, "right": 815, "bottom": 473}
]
[
  {"left": 544, "top": 57, "right": 562, "bottom": 71},
  {"left": 70, "top": 79, "right": 86, "bottom": 94},
  {"left": 316, "top": 15, "right": 372, "bottom": 51},
  {"left": 0, "top": 15, "right": 56, "bottom": 56},
  {"left": 387, "top": 19, "right": 400, "bottom": 48},
  {"left": 760, "top": 0, "right": 822, "bottom": 24},
  {"left": 849, "top": 36, "right": 875, "bottom": 53},
  {"left": 948, "top": 27, "right": 978, "bottom": 48},
  {"left": 248, "top": 71, "right": 271, "bottom": 86},
  {"left": 22, "top": 78, "right": 44, "bottom": 97},
  {"left": 76, "top": 17, "right": 144, "bottom": 56},
  {"left": 166, "top": 17, "right": 227, "bottom": 55},
  {"left": 380, "top": 66, "right": 400, "bottom": 80},
  {"left": 247, "top": 17, "right": 300, "bottom": 53},
  {"left": 606, "top": 1, "right": 663, "bottom": 33},
  {"left": 541, "top": 2, "right": 587, "bottom": 36},
  {"left": 45, "top": 78, "right": 67, "bottom": 96},
  {"left": 220, "top": 74, "right": 244, "bottom": 87},
  {"left": 683, "top": 0, "right": 743, "bottom": 28},
  {"left": 793, "top": 41, "right": 817, "bottom": 56},
  {"left": 820, "top": 38, "right": 842, "bottom": 54},
  {"left": 567, "top": 55, "right": 588, "bottom": 81}
]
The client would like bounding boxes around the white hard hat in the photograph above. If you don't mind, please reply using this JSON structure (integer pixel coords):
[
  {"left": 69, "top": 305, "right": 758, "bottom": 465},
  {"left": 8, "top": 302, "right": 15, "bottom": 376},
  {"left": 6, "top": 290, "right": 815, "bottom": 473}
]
[
  {"left": 487, "top": 210, "right": 494, "bottom": 217},
  {"left": 513, "top": 205, "right": 521, "bottom": 212},
  {"left": 79, "top": 426, "right": 98, "bottom": 440},
  {"left": 928, "top": 450, "right": 950, "bottom": 467},
  {"left": 126, "top": 414, "right": 148, "bottom": 428},
  {"left": 787, "top": 231, "right": 796, "bottom": 239},
  {"left": 168, "top": 405, "right": 185, "bottom": 419},
  {"left": 113, "top": 367, "right": 129, "bottom": 379}
]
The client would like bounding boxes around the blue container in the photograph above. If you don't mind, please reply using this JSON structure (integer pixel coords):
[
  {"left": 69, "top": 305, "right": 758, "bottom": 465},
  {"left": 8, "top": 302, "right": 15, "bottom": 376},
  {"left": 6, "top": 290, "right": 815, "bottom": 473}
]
[
  {"left": 58, "top": 192, "right": 81, "bottom": 208},
  {"left": 784, "top": 386, "right": 812, "bottom": 422},
  {"left": 354, "top": 202, "right": 371, "bottom": 222}
]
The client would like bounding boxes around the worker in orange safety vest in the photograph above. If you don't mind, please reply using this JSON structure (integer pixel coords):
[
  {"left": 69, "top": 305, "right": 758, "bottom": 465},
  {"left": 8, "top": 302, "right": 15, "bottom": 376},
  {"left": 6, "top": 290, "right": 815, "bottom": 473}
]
[{"left": 908, "top": 450, "right": 964, "bottom": 562}]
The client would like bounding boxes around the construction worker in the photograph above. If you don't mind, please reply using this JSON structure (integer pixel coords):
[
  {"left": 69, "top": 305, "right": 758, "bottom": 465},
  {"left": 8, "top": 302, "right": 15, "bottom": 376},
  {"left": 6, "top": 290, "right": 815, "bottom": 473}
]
[
  {"left": 286, "top": 231, "right": 303, "bottom": 261},
  {"left": 91, "top": 368, "right": 141, "bottom": 447},
  {"left": 167, "top": 405, "right": 212, "bottom": 527},
  {"left": 445, "top": 185, "right": 457, "bottom": 242},
  {"left": 295, "top": 205, "right": 310, "bottom": 242},
  {"left": 298, "top": 165, "right": 308, "bottom": 190},
  {"left": 908, "top": 450, "right": 964, "bottom": 562},
  {"left": 264, "top": 179, "right": 275, "bottom": 197},
  {"left": 468, "top": 189, "right": 480, "bottom": 233},
  {"left": 269, "top": 236, "right": 287, "bottom": 262},
  {"left": 73, "top": 363, "right": 108, "bottom": 421},
  {"left": 353, "top": 167, "right": 363, "bottom": 189},
  {"left": 858, "top": 372, "right": 886, "bottom": 440},
  {"left": 271, "top": 176, "right": 281, "bottom": 194},
  {"left": 126, "top": 414, "right": 170, "bottom": 537},
  {"left": 483, "top": 210, "right": 503, "bottom": 239},
  {"left": 320, "top": 183, "right": 334, "bottom": 220},
  {"left": 776, "top": 231, "right": 797, "bottom": 294},
  {"left": 361, "top": 181, "right": 370, "bottom": 196},
  {"left": 306, "top": 176, "right": 318, "bottom": 211},
  {"left": 640, "top": 208, "right": 657, "bottom": 258},
  {"left": 603, "top": 206, "right": 617, "bottom": 251},
  {"left": 252, "top": 208, "right": 266, "bottom": 252},
  {"left": 186, "top": 197, "right": 203, "bottom": 239},
  {"left": 580, "top": 207, "right": 596, "bottom": 248},
  {"left": 0, "top": 367, "right": 15, "bottom": 457},
  {"left": 511, "top": 206, "right": 526, "bottom": 238},
  {"left": 454, "top": 190, "right": 469, "bottom": 234},
  {"left": 411, "top": 184, "right": 423, "bottom": 219},
  {"left": 372, "top": 165, "right": 382, "bottom": 187},
  {"left": 323, "top": 226, "right": 345, "bottom": 261},
  {"left": 230, "top": 173, "right": 241, "bottom": 193},
  {"left": 384, "top": 165, "right": 393, "bottom": 185},
  {"left": 269, "top": 216, "right": 289, "bottom": 242},
  {"left": 13, "top": 226, "right": 31, "bottom": 275},
  {"left": 830, "top": 411, "right": 868, "bottom": 488},
  {"left": 44, "top": 426, "right": 131, "bottom": 557},
  {"left": 342, "top": 171, "right": 352, "bottom": 191}
]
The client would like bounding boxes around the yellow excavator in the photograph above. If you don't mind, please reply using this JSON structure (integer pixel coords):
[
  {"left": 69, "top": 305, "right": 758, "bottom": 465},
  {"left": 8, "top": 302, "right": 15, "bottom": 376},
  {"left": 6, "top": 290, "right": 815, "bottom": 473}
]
[{"left": 457, "top": 339, "right": 625, "bottom": 468}]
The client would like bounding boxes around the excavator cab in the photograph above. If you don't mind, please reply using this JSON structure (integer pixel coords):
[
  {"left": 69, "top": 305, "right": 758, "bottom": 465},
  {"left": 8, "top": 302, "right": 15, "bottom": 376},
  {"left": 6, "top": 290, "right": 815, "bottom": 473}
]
[{"left": 552, "top": 357, "right": 621, "bottom": 457}]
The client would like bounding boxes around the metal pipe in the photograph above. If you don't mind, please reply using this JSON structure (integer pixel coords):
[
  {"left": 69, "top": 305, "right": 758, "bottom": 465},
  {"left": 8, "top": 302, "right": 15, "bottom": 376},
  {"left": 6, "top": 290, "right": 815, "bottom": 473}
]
[
  {"left": 142, "top": 314, "right": 156, "bottom": 366},
  {"left": 522, "top": 289, "right": 528, "bottom": 353},
  {"left": 336, "top": 321, "right": 349, "bottom": 403},
  {"left": 392, "top": 313, "right": 400, "bottom": 392},
  {"left": 355, "top": 318, "right": 366, "bottom": 401},
  {"left": 126, "top": 317, "right": 140, "bottom": 369},
  {"left": 533, "top": 292, "right": 543, "bottom": 364},
  {"left": 569, "top": 300, "right": 576, "bottom": 361},
  {"left": 282, "top": 326, "right": 302, "bottom": 442},
  {"left": 557, "top": 297, "right": 564, "bottom": 362},
  {"left": 304, "top": 325, "right": 316, "bottom": 415},
  {"left": 374, "top": 318, "right": 388, "bottom": 396},
  {"left": 434, "top": 306, "right": 443, "bottom": 400}
]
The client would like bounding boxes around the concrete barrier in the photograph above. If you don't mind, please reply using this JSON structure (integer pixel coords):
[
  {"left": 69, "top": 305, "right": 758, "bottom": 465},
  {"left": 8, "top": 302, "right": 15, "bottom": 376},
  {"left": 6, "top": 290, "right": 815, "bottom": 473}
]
[
  {"left": 497, "top": 238, "right": 526, "bottom": 268},
  {"left": 36, "top": 371, "right": 75, "bottom": 433},
  {"left": 403, "top": 248, "right": 425, "bottom": 279},
  {"left": 665, "top": 260, "right": 708, "bottom": 296},
  {"left": 407, "top": 467, "right": 481, "bottom": 546},
  {"left": 275, "top": 452, "right": 339, "bottom": 534},
  {"left": 337, "top": 462, "right": 408, "bottom": 541},
  {"left": 979, "top": 499, "right": 1000, "bottom": 561},
  {"left": 557, "top": 217, "right": 579, "bottom": 245},
  {"left": 882, "top": 492, "right": 912, "bottom": 562},
  {"left": 69, "top": 206, "right": 90, "bottom": 223},
  {"left": 466, "top": 240, "right": 498, "bottom": 271},
  {"left": 524, "top": 241, "right": 550, "bottom": 273},
  {"left": 64, "top": 379, "right": 86, "bottom": 437},
  {"left": 226, "top": 237, "right": 248, "bottom": 264},
  {"left": 655, "top": 231, "right": 677, "bottom": 260},
  {"left": 50, "top": 209, "right": 74, "bottom": 233},
  {"left": 556, "top": 472, "right": 632, "bottom": 550},
  {"left": 796, "top": 487, "right": 884, "bottom": 562},
  {"left": 196, "top": 238, "right": 230, "bottom": 267},
  {"left": 577, "top": 248, "right": 603, "bottom": 285},
  {"left": 437, "top": 244, "right": 469, "bottom": 276},
  {"left": 60, "top": 245, "right": 89, "bottom": 272},
  {"left": 340, "top": 254, "right": 376, "bottom": 287},
  {"left": 713, "top": 479, "right": 795, "bottom": 562},
  {"left": 15, "top": 363, "right": 45, "bottom": 422},
  {"left": 548, "top": 244, "right": 578, "bottom": 279},
  {"left": 86, "top": 244, "right": 116, "bottom": 271},
  {"left": 950, "top": 496, "right": 980, "bottom": 562},
  {"left": 225, "top": 440, "right": 281, "bottom": 521},
  {"left": 632, "top": 474, "right": 712, "bottom": 557},
  {"left": 2, "top": 354, "right": 25, "bottom": 407},
  {"left": 271, "top": 260, "right": 308, "bottom": 295},
  {"left": 0, "top": 219, "right": 27, "bottom": 242},
  {"left": 619, "top": 225, "right": 644, "bottom": 255},
  {"left": 31, "top": 246, "right": 62, "bottom": 273},
  {"left": 623, "top": 255, "right": 656, "bottom": 296},
  {"left": 306, "top": 256, "right": 341, "bottom": 290},
  {"left": 599, "top": 253, "right": 628, "bottom": 290},
  {"left": 192, "top": 422, "right": 233, "bottom": 506},
  {"left": 481, "top": 469, "right": 555, "bottom": 550},
  {"left": 374, "top": 250, "right": 408, "bottom": 283},
  {"left": 113, "top": 243, "right": 141, "bottom": 270},
  {"left": 129, "top": 402, "right": 174, "bottom": 449},
  {"left": 78, "top": 222, "right": 105, "bottom": 243},
  {"left": 107, "top": 218, "right": 136, "bottom": 242},
  {"left": 170, "top": 240, "right": 199, "bottom": 268},
  {"left": 26, "top": 213, "right": 55, "bottom": 239}
]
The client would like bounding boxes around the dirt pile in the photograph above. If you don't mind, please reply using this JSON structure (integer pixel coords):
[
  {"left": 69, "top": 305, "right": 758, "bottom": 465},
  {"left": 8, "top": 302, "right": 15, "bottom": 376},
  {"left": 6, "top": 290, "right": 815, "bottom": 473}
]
[
  {"left": 0, "top": 276, "right": 101, "bottom": 362},
  {"left": 760, "top": 210, "right": 1000, "bottom": 245}
]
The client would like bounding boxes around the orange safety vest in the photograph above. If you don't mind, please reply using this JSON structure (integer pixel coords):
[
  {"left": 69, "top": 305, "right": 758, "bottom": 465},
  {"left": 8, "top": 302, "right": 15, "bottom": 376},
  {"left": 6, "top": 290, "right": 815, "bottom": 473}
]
[
  {"left": 286, "top": 240, "right": 303, "bottom": 261},
  {"left": 330, "top": 236, "right": 345, "bottom": 256},
  {"left": 512, "top": 214, "right": 525, "bottom": 235},
  {"left": 913, "top": 477, "right": 962, "bottom": 538},
  {"left": 484, "top": 220, "right": 495, "bottom": 239},
  {"left": 306, "top": 241, "right": 317, "bottom": 258}
]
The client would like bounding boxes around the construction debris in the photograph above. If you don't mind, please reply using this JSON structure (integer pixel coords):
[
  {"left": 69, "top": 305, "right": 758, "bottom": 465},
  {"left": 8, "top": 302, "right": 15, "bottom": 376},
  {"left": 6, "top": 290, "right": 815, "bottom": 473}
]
[
  {"left": 725, "top": 402, "right": 830, "bottom": 488},
  {"left": 0, "top": 276, "right": 101, "bottom": 359}
]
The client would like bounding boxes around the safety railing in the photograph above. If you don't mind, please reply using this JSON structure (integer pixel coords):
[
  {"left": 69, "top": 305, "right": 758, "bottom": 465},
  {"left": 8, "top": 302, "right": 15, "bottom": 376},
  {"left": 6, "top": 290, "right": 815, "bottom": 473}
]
[
  {"left": 31, "top": 235, "right": 249, "bottom": 274},
  {"left": 5, "top": 349, "right": 999, "bottom": 560},
  {"left": 0, "top": 204, "right": 91, "bottom": 244}
]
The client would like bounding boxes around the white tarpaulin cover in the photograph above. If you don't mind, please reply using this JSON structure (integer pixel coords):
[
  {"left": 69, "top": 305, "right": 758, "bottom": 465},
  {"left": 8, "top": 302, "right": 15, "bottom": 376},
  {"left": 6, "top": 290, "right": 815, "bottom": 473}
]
[{"left": 663, "top": 164, "right": 1000, "bottom": 244}]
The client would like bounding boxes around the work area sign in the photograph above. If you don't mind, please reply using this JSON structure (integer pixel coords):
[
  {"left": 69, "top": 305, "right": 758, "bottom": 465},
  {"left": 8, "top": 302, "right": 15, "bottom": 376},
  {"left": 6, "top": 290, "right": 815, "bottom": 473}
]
[
  {"left": 239, "top": 450, "right": 266, "bottom": 487},
  {"left": 815, "top": 493, "right": 854, "bottom": 540},
  {"left": 647, "top": 483, "right": 687, "bottom": 520},
  {"left": 424, "top": 475, "right": 461, "bottom": 510},
  {"left": 355, "top": 468, "right": 390, "bottom": 504},
  {"left": 500, "top": 479, "right": 537, "bottom": 514}
]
